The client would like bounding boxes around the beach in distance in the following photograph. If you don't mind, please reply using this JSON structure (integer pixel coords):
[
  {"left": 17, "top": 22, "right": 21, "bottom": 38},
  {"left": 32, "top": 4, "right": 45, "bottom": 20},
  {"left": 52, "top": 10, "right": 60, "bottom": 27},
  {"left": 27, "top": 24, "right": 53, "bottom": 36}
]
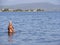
[{"left": 0, "top": 12, "right": 60, "bottom": 45}]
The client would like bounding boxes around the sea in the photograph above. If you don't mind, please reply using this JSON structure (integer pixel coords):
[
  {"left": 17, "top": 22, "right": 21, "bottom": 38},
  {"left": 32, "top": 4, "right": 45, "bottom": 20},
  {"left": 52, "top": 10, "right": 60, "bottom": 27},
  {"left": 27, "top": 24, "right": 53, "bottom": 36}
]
[{"left": 0, "top": 11, "right": 60, "bottom": 45}]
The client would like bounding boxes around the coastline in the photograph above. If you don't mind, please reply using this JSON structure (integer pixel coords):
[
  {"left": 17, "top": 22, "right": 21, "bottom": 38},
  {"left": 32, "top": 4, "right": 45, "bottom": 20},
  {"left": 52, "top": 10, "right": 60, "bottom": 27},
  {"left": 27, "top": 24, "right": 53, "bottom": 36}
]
[{"left": 0, "top": 8, "right": 44, "bottom": 12}]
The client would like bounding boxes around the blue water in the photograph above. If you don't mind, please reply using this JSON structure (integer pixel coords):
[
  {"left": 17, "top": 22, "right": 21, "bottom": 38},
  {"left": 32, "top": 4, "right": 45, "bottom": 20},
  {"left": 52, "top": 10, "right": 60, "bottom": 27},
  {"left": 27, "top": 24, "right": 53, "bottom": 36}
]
[{"left": 0, "top": 12, "right": 60, "bottom": 45}]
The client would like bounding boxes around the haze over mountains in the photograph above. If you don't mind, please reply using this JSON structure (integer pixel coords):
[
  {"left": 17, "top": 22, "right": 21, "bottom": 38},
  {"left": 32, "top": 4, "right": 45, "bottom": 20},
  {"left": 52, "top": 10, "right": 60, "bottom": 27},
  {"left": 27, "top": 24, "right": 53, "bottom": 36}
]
[{"left": 0, "top": 2, "right": 60, "bottom": 11}]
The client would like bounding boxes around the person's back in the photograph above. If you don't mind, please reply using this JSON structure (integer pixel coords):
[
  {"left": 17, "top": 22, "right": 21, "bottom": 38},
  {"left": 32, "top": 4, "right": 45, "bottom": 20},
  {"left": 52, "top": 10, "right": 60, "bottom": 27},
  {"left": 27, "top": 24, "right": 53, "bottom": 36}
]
[{"left": 8, "top": 21, "right": 15, "bottom": 33}]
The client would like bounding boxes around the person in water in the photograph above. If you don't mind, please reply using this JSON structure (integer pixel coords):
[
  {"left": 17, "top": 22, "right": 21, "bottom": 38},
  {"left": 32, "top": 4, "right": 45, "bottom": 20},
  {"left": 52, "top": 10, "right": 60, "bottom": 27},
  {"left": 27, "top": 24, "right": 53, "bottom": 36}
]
[{"left": 8, "top": 21, "right": 15, "bottom": 33}]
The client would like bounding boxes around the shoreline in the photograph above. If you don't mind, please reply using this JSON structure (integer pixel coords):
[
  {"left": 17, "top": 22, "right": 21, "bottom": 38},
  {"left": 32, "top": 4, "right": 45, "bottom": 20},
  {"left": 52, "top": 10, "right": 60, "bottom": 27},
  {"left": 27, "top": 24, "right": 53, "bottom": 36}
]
[{"left": 0, "top": 8, "right": 44, "bottom": 12}]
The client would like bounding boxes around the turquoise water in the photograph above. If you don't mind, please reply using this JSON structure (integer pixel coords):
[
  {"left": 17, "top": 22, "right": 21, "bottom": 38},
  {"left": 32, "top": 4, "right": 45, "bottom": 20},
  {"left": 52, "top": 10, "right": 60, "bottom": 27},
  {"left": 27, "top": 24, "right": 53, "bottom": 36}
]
[{"left": 0, "top": 12, "right": 60, "bottom": 45}]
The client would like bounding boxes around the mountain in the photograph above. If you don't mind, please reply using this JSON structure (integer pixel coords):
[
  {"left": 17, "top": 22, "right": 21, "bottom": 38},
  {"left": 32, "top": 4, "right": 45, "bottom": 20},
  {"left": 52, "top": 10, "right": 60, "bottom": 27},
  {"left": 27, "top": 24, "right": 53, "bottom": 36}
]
[{"left": 0, "top": 3, "right": 60, "bottom": 11}]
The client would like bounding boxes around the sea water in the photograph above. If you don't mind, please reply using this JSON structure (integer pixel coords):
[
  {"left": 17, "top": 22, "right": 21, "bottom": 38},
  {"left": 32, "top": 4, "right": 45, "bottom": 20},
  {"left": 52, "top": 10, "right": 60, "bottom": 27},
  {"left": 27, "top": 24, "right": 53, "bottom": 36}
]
[{"left": 0, "top": 12, "right": 60, "bottom": 45}]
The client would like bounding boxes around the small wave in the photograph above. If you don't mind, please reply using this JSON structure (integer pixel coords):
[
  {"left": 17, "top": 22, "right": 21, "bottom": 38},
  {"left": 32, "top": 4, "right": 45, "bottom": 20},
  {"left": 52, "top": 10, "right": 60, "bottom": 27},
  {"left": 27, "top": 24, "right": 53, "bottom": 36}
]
[{"left": 35, "top": 39, "right": 60, "bottom": 43}]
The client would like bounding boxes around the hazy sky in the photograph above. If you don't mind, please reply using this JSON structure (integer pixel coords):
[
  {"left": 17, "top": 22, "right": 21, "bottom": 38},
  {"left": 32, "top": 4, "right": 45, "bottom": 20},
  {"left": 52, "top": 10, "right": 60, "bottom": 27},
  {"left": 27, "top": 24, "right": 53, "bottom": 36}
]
[{"left": 0, "top": 0, "right": 60, "bottom": 6}]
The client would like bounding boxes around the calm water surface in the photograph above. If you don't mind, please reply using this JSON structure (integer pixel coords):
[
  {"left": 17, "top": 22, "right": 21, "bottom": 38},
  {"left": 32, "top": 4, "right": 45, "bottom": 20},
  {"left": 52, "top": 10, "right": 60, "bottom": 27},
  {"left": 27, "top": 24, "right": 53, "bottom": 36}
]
[{"left": 0, "top": 12, "right": 60, "bottom": 45}]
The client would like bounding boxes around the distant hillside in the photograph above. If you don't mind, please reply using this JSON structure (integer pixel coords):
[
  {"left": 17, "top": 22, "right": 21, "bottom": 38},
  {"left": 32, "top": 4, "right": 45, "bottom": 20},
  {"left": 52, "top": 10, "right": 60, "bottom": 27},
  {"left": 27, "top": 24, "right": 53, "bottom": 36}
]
[{"left": 0, "top": 3, "right": 60, "bottom": 11}]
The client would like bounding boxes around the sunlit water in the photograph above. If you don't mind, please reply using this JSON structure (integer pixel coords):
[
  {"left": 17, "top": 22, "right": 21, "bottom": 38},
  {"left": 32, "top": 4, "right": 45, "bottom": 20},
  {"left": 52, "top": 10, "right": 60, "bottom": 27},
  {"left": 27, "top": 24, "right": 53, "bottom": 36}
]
[{"left": 0, "top": 12, "right": 60, "bottom": 45}]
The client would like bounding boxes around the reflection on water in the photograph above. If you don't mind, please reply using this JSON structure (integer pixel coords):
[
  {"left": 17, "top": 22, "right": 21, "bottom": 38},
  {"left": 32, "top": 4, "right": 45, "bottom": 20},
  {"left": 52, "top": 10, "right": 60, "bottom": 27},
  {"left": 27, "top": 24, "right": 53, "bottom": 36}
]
[
  {"left": 8, "top": 32, "right": 15, "bottom": 42},
  {"left": 0, "top": 12, "right": 60, "bottom": 45}
]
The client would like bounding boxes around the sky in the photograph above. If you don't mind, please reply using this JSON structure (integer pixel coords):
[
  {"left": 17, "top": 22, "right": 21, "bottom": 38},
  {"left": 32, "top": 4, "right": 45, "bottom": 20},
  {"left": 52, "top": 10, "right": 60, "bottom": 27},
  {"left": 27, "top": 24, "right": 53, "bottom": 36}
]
[{"left": 0, "top": 0, "right": 60, "bottom": 6}]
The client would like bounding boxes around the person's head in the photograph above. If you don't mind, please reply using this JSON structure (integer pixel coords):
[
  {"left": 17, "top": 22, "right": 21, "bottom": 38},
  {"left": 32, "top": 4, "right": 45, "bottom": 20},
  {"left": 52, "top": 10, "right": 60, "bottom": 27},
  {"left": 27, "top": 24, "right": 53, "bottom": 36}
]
[{"left": 9, "top": 21, "right": 12, "bottom": 26}]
